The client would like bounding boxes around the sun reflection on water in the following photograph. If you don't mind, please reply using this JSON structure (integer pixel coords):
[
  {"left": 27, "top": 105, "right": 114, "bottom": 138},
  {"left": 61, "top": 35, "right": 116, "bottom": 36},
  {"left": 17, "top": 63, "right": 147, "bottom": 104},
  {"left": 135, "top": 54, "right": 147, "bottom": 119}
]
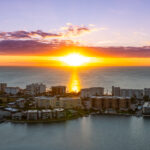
[{"left": 69, "top": 69, "right": 80, "bottom": 93}]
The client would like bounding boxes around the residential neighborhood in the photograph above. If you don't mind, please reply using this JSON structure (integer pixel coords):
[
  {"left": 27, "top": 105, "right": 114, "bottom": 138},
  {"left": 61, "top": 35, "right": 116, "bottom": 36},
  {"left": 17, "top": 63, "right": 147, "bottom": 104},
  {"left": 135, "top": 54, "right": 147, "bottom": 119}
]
[{"left": 0, "top": 83, "right": 150, "bottom": 123}]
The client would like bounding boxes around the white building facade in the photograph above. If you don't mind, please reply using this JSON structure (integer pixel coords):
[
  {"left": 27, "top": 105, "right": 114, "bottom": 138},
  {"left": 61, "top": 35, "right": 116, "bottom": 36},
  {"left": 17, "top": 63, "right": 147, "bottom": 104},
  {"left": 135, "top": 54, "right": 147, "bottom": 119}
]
[
  {"left": 26, "top": 83, "right": 46, "bottom": 95},
  {"left": 120, "top": 89, "right": 143, "bottom": 99},
  {"left": 81, "top": 87, "right": 104, "bottom": 98},
  {"left": 5, "top": 87, "right": 20, "bottom": 95}
]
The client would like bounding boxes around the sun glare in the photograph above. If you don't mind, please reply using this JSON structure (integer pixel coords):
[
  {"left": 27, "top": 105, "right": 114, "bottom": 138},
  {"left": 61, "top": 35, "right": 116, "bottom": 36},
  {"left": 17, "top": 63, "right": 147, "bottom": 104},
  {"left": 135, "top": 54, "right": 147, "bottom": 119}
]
[
  {"left": 69, "top": 71, "right": 80, "bottom": 92},
  {"left": 59, "top": 53, "right": 90, "bottom": 66}
]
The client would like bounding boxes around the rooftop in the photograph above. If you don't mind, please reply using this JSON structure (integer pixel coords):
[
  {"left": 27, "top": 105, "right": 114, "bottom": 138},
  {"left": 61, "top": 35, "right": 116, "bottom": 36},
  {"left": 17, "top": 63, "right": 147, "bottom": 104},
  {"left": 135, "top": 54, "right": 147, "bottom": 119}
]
[
  {"left": 5, "top": 107, "right": 18, "bottom": 112},
  {"left": 81, "top": 87, "right": 104, "bottom": 90},
  {"left": 143, "top": 102, "right": 150, "bottom": 108},
  {"left": 90, "top": 96, "right": 130, "bottom": 99},
  {"left": 59, "top": 97, "right": 80, "bottom": 100},
  {"left": 41, "top": 109, "right": 52, "bottom": 112},
  {"left": 28, "top": 110, "right": 38, "bottom": 113},
  {"left": 35, "top": 96, "right": 56, "bottom": 100},
  {"left": 53, "top": 108, "right": 64, "bottom": 112},
  {"left": 16, "top": 98, "right": 25, "bottom": 102}
]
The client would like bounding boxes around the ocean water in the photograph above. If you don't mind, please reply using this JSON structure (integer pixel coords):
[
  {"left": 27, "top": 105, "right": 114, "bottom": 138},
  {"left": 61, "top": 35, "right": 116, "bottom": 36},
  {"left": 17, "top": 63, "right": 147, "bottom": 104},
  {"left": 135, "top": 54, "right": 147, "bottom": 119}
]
[
  {"left": 0, "top": 66, "right": 150, "bottom": 92},
  {"left": 1, "top": 66, "right": 150, "bottom": 150},
  {"left": 0, "top": 116, "right": 150, "bottom": 150}
]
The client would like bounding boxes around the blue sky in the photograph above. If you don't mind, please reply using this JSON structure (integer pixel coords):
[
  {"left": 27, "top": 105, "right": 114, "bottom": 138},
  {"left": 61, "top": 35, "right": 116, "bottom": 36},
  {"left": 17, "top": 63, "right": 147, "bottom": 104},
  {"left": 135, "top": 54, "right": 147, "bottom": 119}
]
[{"left": 0, "top": 0, "right": 150, "bottom": 46}]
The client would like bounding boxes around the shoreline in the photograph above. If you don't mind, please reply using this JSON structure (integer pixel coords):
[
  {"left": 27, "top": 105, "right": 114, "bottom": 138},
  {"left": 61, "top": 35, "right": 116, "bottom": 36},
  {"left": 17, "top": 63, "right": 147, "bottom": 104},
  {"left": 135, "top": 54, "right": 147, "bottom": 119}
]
[
  {"left": 4, "top": 115, "right": 81, "bottom": 124},
  {"left": 2, "top": 113, "right": 142, "bottom": 124}
]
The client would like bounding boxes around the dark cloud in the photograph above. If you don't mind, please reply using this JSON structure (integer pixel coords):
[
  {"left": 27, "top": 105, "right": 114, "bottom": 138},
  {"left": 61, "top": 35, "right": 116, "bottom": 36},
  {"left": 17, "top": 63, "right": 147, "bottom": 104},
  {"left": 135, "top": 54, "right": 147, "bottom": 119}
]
[
  {"left": 30, "top": 30, "right": 61, "bottom": 38},
  {"left": 0, "top": 30, "right": 61, "bottom": 40},
  {"left": 0, "top": 40, "right": 74, "bottom": 55},
  {"left": 0, "top": 40, "right": 150, "bottom": 57},
  {"left": 87, "top": 46, "right": 150, "bottom": 57},
  {"left": 7, "top": 31, "right": 31, "bottom": 39},
  {"left": 0, "top": 24, "right": 92, "bottom": 40}
]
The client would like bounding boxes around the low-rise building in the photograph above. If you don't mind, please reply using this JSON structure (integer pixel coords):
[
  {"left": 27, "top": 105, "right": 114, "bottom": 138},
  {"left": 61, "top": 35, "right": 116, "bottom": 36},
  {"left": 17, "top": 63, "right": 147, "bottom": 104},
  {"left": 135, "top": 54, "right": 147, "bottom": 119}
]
[
  {"left": 4, "top": 107, "right": 19, "bottom": 113},
  {"left": 27, "top": 110, "right": 38, "bottom": 120},
  {"left": 16, "top": 98, "right": 26, "bottom": 108},
  {"left": 12, "top": 112, "right": 22, "bottom": 120},
  {"left": 35, "top": 96, "right": 57, "bottom": 108},
  {"left": 90, "top": 96, "right": 131, "bottom": 111},
  {"left": 53, "top": 108, "right": 65, "bottom": 119},
  {"left": 82, "top": 100, "right": 92, "bottom": 110},
  {"left": 81, "top": 87, "right": 104, "bottom": 98},
  {"left": 7, "top": 102, "right": 16, "bottom": 108},
  {"left": 35, "top": 96, "right": 82, "bottom": 109},
  {"left": 41, "top": 109, "right": 52, "bottom": 120},
  {"left": 143, "top": 102, "right": 150, "bottom": 115},
  {"left": 58, "top": 97, "right": 82, "bottom": 109},
  {"left": 0, "top": 110, "right": 11, "bottom": 118}
]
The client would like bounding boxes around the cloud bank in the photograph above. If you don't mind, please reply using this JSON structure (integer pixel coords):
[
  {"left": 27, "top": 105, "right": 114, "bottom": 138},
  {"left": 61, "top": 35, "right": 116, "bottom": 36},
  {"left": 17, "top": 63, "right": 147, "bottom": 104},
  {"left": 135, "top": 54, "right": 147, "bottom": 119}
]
[
  {"left": 0, "top": 24, "right": 93, "bottom": 40},
  {"left": 0, "top": 39, "right": 150, "bottom": 57},
  {"left": 0, "top": 23, "right": 150, "bottom": 57}
]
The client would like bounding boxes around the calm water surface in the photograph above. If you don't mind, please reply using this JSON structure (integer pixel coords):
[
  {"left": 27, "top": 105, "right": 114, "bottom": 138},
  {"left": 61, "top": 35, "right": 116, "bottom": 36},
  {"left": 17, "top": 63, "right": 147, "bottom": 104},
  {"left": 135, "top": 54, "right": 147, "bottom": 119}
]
[
  {"left": 0, "top": 67, "right": 150, "bottom": 150},
  {"left": 0, "top": 66, "right": 150, "bottom": 92},
  {"left": 0, "top": 116, "right": 150, "bottom": 150}
]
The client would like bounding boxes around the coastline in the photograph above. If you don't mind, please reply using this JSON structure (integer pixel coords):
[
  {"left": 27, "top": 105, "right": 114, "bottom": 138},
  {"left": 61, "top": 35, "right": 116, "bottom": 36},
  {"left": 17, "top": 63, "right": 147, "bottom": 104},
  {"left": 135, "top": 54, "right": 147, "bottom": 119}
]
[
  {"left": 2, "top": 113, "right": 140, "bottom": 124},
  {"left": 4, "top": 115, "right": 81, "bottom": 124}
]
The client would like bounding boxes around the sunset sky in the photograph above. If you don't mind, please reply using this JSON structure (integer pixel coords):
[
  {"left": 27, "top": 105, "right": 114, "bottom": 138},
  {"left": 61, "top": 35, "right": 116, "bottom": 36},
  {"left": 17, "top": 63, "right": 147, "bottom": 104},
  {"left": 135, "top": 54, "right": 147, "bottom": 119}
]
[{"left": 0, "top": 0, "right": 150, "bottom": 66}]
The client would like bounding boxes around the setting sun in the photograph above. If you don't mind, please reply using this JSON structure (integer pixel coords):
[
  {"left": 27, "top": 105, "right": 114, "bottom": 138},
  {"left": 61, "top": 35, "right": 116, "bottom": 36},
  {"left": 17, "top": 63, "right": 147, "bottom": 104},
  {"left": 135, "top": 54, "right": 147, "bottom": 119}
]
[{"left": 59, "top": 53, "right": 90, "bottom": 66}]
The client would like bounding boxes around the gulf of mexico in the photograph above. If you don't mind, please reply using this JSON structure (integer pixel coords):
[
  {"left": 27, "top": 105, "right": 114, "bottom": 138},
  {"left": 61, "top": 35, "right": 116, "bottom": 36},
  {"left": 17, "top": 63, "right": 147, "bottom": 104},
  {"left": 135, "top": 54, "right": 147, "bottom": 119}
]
[{"left": 0, "top": 66, "right": 150, "bottom": 92}]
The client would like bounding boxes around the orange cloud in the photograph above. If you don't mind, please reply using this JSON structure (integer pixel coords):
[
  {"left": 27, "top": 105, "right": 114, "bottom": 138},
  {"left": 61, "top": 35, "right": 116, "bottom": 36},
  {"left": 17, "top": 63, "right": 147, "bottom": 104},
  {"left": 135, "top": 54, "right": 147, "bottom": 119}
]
[{"left": 61, "top": 24, "right": 93, "bottom": 37}]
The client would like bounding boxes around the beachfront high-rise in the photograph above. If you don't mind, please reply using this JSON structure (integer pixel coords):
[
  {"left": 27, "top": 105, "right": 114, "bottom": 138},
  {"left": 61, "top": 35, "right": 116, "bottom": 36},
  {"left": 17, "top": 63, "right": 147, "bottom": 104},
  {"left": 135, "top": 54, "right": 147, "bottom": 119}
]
[
  {"left": 51, "top": 86, "right": 66, "bottom": 96},
  {"left": 80, "top": 87, "right": 104, "bottom": 98},
  {"left": 0, "top": 83, "right": 7, "bottom": 92},
  {"left": 26, "top": 83, "right": 46, "bottom": 95}
]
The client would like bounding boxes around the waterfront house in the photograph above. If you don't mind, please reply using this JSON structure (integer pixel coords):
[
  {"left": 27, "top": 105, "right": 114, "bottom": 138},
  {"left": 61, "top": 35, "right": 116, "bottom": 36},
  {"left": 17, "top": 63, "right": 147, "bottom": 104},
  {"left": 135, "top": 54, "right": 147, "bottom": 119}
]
[
  {"left": 53, "top": 108, "right": 65, "bottom": 119},
  {"left": 0, "top": 110, "right": 11, "bottom": 118},
  {"left": 90, "top": 96, "right": 131, "bottom": 111},
  {"left": 27, "top": 110, "right": 38, "bottom": 120},
  {"left": 143, "top": 102, "right": 150, "bottom": 115},
  {"left": 12, "top": 112, "right": 22, "bottom": 120},
  {"left": 7, "top": 102, "right": 17, "bottom": 108},
  {"left": 41, "top": 109, "right": 53, "bottom": 120}
]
